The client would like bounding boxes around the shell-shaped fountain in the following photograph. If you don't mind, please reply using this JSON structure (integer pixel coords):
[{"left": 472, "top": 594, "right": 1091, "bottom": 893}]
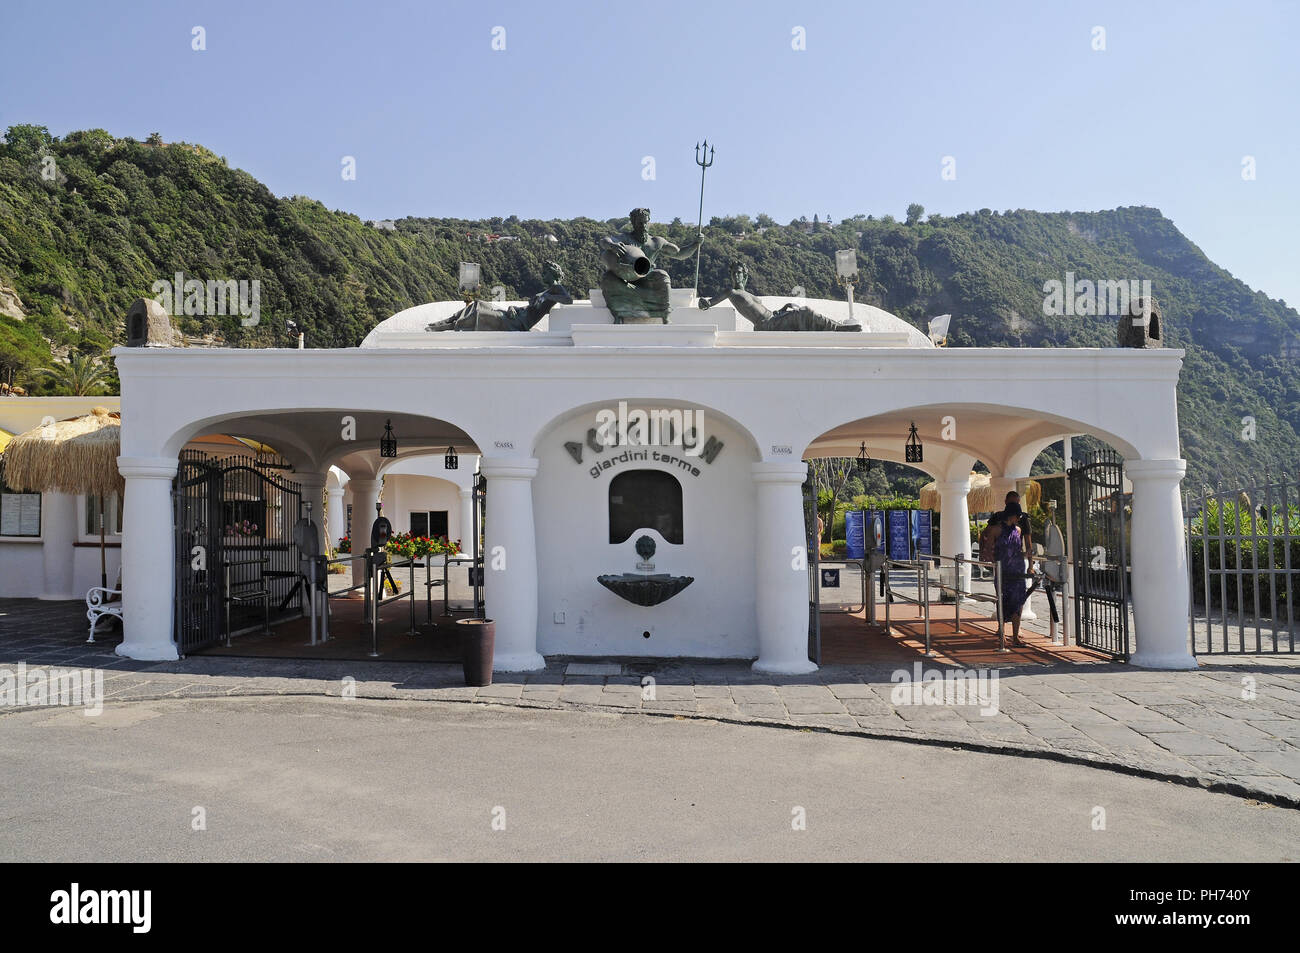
[{"left": 597, "top": 535, "right": 694, "bottom": 607}]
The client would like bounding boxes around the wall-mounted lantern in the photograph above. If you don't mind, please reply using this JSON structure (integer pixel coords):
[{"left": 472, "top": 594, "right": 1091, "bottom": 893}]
[
  {"left": 905, "top": 422, "right": 923, "bottom": 464},
  {"left": 380, "top": 419, "right": 397, "bottom": 458},
  {"left": 445, "top": 445, "right": 459, "bottom": 470}
]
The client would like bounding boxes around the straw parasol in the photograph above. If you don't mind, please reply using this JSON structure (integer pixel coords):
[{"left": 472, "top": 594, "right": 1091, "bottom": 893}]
[
  {"left": 919, "top": 471, "right": 1041, "bottom": 514},
  {"left": 1, "top": 406, "right": 123, "bottom": 590}
]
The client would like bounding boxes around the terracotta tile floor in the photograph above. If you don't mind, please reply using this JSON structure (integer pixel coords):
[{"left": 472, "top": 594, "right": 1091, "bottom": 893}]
[
  {"left": 198, "top": 596, "right": 1106, "bottom": 668},
  {"left": 819, "top": 604, "right": 1111, "bottom": 666}
]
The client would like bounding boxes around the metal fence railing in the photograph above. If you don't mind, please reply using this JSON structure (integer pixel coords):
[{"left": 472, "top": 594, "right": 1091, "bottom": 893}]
[{"left": 1186, "top": 470, "right": 1300, "bottom": 655}]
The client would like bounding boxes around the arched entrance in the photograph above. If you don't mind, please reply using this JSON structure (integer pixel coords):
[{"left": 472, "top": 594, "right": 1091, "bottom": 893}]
[
  {"left": 800, "top": 403, "right": 1159, "bottom": 667},
  {"left": 530, "top": 398, "right": 761, "bottom": 659},
  {"left": 118, "top": 407, "right": 482, "bottom": 661}
]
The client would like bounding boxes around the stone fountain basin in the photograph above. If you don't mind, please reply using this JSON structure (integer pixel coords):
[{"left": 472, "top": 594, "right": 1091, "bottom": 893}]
[{"left": 596, "top": 573, "right": 695, "bottom": 607}]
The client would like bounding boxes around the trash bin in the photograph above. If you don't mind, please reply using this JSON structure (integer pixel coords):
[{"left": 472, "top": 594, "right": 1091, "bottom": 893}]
[{"left": 456, "top": 618, "right": 495, "bottom": 687}]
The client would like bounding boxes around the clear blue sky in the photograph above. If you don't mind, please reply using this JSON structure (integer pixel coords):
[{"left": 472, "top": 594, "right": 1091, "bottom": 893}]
[{"left": 2, "top": 0, "right": 1297, "bottom": 305}]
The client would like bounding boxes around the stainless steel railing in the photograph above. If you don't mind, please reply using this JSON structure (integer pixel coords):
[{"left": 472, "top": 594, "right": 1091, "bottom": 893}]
[{"left": 881, "top": 554, "right": 1009, "bottom": 656}]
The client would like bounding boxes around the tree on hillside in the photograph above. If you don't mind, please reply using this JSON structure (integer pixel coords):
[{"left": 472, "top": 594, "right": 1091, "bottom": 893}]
[
  {"left": 809, "top": 457, "right": 854, "bottom": 542},
  {"left": 41, "top": 352, "right": 110, "bottom": 396},
  {"left": 0, "top": 322, "right": 47, "bottom": 390},
  {"left": 1, "top": 124, "right": 54, "bottom": 161},
  {"left": 906, "top": 203, "right": 925, "bottom": 226}
]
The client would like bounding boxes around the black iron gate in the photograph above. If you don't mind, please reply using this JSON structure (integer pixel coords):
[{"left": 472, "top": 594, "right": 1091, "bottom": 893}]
[
  {"left": 1068, "top": 449, "right": 1131, "bottom": 659},
  {"left": 173, "top": 451, "right": 304, "bottom": 654},
  {"left": 174, "top": 451, "right": 222, "bottom": 654},
  {"left": 471, "top": 472, "right": 486, "bottom": 617}
]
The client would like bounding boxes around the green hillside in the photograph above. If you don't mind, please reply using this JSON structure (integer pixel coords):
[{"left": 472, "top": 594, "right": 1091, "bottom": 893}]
[{"left": 2, "top": 124, "right": 1298, "bottom": 486}]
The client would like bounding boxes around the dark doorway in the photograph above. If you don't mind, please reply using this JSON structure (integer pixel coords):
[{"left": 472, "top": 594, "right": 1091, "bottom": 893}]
[{"left": 609, "top": 469, "right": 683, "bottom": 544}]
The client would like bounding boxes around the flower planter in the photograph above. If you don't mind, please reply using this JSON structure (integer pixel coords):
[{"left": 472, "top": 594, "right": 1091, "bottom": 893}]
[{"left": 456, "top": 618, "right": 496, "bottom": 687}]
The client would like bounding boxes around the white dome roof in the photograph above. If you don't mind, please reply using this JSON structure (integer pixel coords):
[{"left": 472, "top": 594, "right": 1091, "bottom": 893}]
[{"left": 362, "top": 296, "right": 932, "bottom": 348}]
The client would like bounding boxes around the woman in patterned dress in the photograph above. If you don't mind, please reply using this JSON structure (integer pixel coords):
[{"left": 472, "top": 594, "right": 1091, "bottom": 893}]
[{"left": 996, "top": 503, "right": 1031, "bottom": 646}]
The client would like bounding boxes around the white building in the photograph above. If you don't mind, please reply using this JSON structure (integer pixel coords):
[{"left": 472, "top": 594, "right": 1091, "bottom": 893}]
[
  {"left": 104, "top": 287, "right": 1194, "bottom": 672},
  {"left": 1, "top": 397, "right": 126, "bottom": 599}
]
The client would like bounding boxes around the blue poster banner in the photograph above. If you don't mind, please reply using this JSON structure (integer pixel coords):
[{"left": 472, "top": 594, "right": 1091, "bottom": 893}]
[
  {"left": 845, "top": 510, "right": 866, "bottom": 559},
  {"left": 913, "top": 509, "right": 933, "bottom": 556},
  {"left": 887, "top": 510, "right": 912, "bottom": 561},
  {"left": 867, "top": 510, "right": 886, "bottom": 554}
]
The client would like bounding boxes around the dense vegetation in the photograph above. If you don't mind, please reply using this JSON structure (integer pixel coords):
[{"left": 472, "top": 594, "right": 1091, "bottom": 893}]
[{"left": 3, "top": 124, "right": 1299, "bottom": 489}]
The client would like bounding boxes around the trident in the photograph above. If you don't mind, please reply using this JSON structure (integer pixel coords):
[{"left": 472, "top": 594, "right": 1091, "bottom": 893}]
[{"left": 693, "top": 140, "right": 714, "bottom": 293}]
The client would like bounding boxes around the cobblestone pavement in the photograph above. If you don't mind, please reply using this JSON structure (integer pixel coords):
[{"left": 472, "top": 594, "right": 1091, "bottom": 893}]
[{"left": 3, "top": 599, "right": 1299, "bottom": 807}]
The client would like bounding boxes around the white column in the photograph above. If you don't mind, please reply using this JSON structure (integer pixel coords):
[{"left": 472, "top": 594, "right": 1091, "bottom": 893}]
[
  {"left": 326, "top": 486, "right": 346, "bottom": 552},
  {"left": 349, "top": 478, "right": 381, "bottom": 588},
  {"left": 116, "top": 456, "right": 179, "bottom": 660},
  {"left": 936, "top": 479, "right": 972, "bottom": 597},
  {"left": 1127, "top": 458, "right": 1196, "bottom": 669},
  {"left": 39, "top": 491, "right": 78, "bottom": 600},
  {"left": 459, "top": 486, "right": 476, "bottom": 559},
  {"left": 987, "top": 475, "right": 1017, "bottom": 513},
  {"left": 753, "top": 461, "right": 817, "bottom": 674},
  {"left": 480, "top": 457, "right": 543, "bottom": 671},
  {"left": 295, "top": 471, "right": 329, "bottom": 555}
]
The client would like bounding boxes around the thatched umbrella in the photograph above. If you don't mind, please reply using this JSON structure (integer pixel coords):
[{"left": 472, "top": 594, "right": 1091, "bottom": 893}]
[
  {"left": 919, "top": 472, "right": 1041, "bottom": 514},
  {"left": 1, "top": 406, "right": 123, "bottom": 590}
]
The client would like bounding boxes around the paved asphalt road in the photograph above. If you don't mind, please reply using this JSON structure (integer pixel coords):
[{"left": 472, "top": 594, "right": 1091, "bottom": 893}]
[{"left": 1, "top": 697, "right": 1296, "bottom": 862}]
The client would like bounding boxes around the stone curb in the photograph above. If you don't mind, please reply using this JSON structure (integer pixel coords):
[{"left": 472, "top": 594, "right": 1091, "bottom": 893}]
[{"left": 7, "top": 684, "right": 1298, "bottom": 812}]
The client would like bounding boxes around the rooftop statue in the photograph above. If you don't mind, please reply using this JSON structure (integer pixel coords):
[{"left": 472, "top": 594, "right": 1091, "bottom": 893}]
[
  {"left": 599, "top": 208, "right": 703, "bottom": 324},
  {"left": 426, "top": 261, "right": 573, "bottom": 332},
  {"left": 699, "top": 261, "right": 861, "bottom": 332}
]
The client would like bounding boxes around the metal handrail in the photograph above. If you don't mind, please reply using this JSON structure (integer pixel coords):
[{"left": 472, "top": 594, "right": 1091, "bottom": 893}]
[
  {"left": 815, "top": 557, "right": 869, "bottom": 615},
  {"left": 881, "top": 554, "right": 1008, "bottom": 655},
  {"left": 881, "top": 558, "right": 932, "bottom": 655},
  {"left": 221, "top": 557, "right": 271, "bottom": 646},
  {"left": 367, "top": 549, "right": 416, "bottom": 656}
]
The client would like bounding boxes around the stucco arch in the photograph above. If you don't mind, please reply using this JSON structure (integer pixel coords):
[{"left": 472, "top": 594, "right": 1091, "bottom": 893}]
[
  {"left": 159, "top": 407, "right": 483, "bottom": 474},
  {"left": 798, "top": 401, "right": 1143, "bottom": 472}
]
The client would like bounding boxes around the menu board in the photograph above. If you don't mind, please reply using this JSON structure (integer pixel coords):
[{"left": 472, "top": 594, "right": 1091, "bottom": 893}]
[
  {"left": 0, "top": 492, "right": 41, "bottom": 537},
  {"left": 844, "top": 510, "right": 865, "bottom": 559},
  {"left": 913, "top": 509, "right": 933, "bottom": 557},
  {"left": 887, "top": 510, "right": 912, "bottom": 561}
]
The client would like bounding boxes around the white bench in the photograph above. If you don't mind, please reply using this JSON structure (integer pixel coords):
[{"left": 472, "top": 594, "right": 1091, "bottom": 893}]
[{"left": 86, "top": 569, "right": 123, "bottom": 644}]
